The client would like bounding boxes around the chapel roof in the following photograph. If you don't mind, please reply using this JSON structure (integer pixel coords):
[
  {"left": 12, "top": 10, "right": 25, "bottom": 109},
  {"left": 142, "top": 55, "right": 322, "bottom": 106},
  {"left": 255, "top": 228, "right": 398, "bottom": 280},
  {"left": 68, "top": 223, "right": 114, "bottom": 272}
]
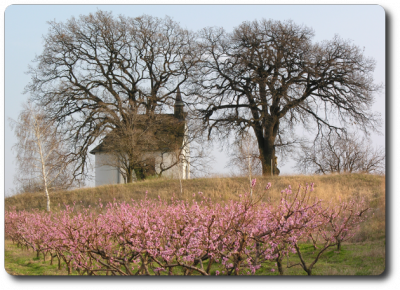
[
  {"left": 89, "top": 113, "right": 186, "bottom": 155},
  {"left": 90, "top": 87, "right": 187, "bottom": 155}
]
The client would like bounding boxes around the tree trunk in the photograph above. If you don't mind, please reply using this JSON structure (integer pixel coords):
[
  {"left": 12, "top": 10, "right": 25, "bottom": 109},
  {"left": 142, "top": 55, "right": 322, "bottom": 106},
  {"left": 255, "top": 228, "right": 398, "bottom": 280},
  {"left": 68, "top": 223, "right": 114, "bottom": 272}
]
[
  {"left": 37, "top": 129, "right": 51, "bottom": 211},
  {"left": 254, "top": 117, "right": 280, "bottom": 176},
  {"left": 276, "top": 257, "right": 284, "bottom": 275},
  {"left": 45, "top": 186, "right": 51, "bottom": 212},
  {"left": 126, "top": 167, "right": 134, "bottom": 183},
  {"left": 258, "top": 136, "right": 280, "bottom": 176}
]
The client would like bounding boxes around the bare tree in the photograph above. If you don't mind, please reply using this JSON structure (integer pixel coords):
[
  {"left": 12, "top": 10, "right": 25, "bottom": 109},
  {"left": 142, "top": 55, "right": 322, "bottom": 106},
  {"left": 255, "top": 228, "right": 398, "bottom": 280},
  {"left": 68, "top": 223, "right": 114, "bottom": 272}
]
[
  {"left": 228, "top": 131, "right": 262, "bottom": 177},
  {"left": 9, "top": 104, "right": 81, "bottom": 211},
  {"left": 227, "top": 131, "right": 263, "bottom": 197},
  {"left": 25, "top": 11, "right": 200, "bottom": 181},
  {"left": 191, "top": 19, "right": 382, "bottom": 176},
  {"left": 181, "top": 115, "right": 216, "bottom": 178},
  {"left": 295, "top": 133, "right": 385, "bottom": 174}
]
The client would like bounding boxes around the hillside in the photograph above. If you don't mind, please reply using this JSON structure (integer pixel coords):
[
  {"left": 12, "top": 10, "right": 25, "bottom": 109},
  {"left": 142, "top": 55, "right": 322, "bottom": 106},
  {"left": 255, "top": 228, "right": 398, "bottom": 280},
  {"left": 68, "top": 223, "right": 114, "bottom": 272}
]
[
  {"left": 5, "top": 173, "right": 385, "bottom": 210},
  {"left": 5, "top": 174, "right": 385, "bottom": 243}
]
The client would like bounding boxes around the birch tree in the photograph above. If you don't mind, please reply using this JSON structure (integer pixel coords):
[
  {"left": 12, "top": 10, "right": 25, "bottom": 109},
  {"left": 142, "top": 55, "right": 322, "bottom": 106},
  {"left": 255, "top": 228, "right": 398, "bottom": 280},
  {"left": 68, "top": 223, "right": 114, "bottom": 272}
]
[{"left": 10, "top": 104, "right": 78, "bottom": 211}]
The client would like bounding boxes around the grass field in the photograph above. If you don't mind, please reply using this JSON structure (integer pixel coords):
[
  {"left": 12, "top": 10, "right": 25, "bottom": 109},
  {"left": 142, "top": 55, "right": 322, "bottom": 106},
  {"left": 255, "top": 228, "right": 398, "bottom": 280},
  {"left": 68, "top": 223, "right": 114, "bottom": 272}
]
[
  {"left": 4, "top": 173, "right": 386, "bottom": 275},
  {"left": 4, "top": 239, "right": 385, "bottom": 276}
]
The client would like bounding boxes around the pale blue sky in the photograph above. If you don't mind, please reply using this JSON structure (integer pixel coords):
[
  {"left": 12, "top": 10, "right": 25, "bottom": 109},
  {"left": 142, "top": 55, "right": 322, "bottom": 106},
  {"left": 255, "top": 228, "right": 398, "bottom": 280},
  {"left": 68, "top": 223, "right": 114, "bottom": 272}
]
[{"left": 3, "top": 4, "right": 385, "bottom": 195}]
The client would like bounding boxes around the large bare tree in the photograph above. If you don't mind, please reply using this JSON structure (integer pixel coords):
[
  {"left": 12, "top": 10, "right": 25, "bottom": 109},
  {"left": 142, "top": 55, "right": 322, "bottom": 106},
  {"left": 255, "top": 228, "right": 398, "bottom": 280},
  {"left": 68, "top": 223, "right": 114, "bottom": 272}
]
[
  {"left": 10, "top": 104, "right": 80, "bottom": 211},
  {"left": 25, "top": 11, "right": 199, "bottom": 181},
  {"left": 191, "top": 19, "right": 381, "bottom": 175}
]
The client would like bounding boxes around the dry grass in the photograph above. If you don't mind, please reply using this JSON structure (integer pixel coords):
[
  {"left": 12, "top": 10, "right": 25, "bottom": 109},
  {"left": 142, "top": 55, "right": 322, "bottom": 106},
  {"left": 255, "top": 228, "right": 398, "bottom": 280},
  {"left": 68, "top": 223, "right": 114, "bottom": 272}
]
[
  {"left": 5, "top": 173, "right": 385, "bottom": 207},
  {"left": 5, "top": 173, "right": 385, "bottom": 241}
]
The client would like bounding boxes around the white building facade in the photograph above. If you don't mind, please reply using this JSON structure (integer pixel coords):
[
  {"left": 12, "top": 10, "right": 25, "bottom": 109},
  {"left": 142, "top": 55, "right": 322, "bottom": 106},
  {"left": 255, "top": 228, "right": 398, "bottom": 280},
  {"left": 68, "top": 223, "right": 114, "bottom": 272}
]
[
  {"left": 92, "top": 134, "right": 190, "bottom": 186},
  {"left": 93, "top": 153, "right": 125, "bottom": 186},
  {"left": 90, "top": 88, "right": 190, "bottom": 187}
]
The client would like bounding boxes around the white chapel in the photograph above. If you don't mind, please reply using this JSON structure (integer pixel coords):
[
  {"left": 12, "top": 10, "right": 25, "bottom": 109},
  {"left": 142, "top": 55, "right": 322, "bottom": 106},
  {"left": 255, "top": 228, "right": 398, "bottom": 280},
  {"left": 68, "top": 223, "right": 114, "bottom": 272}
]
[{"left": 90, "top": 89, "right": 190, "bottom": 186}]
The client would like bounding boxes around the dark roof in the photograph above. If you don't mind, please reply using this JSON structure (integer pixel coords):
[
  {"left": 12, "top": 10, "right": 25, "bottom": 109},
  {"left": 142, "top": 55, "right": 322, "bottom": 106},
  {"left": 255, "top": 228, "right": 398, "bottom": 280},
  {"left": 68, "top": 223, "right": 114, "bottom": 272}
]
[{"left": 89, "top": 114, "right": 186, "bottom": 155}]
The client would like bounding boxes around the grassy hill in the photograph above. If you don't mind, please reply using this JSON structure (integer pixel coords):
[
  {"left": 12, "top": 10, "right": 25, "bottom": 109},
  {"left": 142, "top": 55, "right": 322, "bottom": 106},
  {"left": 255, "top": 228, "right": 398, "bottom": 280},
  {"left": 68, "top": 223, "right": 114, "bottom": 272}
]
[
  {"left": 4, "top": 173, "right": 386, "bottom": 275},
  {"left": 5, "top": 173, "right": 385, "bottom": 242}
]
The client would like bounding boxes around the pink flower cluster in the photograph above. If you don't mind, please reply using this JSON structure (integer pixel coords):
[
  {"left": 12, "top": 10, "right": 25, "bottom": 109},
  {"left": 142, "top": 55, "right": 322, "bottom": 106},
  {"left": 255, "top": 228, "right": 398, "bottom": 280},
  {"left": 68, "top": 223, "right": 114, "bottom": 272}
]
[{"left": 5, "top": 183, "right": 369, "bottom": 276}]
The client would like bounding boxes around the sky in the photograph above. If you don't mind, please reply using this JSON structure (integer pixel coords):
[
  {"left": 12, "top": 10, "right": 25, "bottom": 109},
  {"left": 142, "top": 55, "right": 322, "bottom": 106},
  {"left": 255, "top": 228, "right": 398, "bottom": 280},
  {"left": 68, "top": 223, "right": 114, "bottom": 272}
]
[{"left": 2, "top": 4, "right": 386, "bottom": 196}]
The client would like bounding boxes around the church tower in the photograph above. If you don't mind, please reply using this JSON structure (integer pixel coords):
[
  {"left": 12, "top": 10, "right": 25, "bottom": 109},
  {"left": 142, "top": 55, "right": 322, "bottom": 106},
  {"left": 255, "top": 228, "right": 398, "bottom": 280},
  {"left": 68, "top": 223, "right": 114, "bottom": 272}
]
[{"left": 174, "top": 87, "right": 185, "bottom": 121}]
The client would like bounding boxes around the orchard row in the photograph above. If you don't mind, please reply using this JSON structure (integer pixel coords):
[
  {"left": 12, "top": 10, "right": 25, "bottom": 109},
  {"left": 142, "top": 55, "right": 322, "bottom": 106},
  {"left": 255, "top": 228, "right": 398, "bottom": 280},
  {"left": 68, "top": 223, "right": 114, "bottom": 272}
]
[{"left": 5, "top": 181, "right": 369, "bottom": 275}]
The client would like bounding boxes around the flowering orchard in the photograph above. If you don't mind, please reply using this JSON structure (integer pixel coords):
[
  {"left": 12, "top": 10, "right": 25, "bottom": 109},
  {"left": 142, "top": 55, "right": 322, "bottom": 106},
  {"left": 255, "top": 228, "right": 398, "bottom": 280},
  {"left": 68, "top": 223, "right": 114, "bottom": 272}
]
[{"left": 5, "top": 181, "right": 369, "bottom": 276}]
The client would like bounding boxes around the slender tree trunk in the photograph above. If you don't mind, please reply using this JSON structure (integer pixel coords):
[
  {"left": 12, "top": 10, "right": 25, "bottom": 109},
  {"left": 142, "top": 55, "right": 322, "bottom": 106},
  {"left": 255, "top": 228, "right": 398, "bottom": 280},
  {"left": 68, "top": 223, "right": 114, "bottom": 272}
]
[
  {"left": 44, "top": 186, "right": 50, "bottom": 212},
  {"left": 276, "top": 256, "right": 284, "bottom": 275},
  {"left": 178, "top": 164, "right": 183, "bottom": 195},
  {"left": 337, "top": 240, "right": 342, "bottom": 251},
  {"left": 37, "top": 129, "right": 51, "bottom": 211}
]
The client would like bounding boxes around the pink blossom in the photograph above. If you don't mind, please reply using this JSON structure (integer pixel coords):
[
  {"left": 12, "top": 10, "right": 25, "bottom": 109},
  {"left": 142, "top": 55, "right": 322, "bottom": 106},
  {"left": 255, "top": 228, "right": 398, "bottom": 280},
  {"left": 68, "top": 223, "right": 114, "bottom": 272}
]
[{"left": 4, "top": 181, "right": 369, "bottom": 276}]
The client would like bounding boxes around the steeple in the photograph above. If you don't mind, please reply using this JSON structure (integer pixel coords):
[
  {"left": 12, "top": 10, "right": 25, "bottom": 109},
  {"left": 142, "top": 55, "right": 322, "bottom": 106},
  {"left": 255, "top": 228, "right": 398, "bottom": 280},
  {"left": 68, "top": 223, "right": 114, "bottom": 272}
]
[{"left": 174, "top": 87, "right": 185, "bottom": 121}]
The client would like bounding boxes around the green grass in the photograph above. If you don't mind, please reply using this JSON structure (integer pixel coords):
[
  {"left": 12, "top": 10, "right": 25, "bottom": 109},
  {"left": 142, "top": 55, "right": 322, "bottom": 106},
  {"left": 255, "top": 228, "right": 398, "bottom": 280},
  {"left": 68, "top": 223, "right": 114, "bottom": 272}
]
[
  {"left": 4, "top": 240, "right": 78, "bottom": 276},
  {"left": 5, "top": 239, "right": 385, "bottom": 276},
  {"left": 262, "top": 240, "right": 386, "bottom": 276}
]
